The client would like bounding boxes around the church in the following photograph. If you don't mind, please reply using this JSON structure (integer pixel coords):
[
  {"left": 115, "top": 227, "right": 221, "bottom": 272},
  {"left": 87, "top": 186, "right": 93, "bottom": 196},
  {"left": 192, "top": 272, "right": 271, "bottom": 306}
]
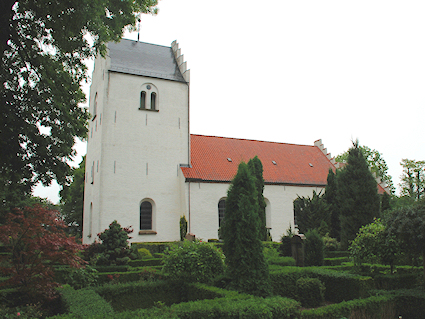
[{"left": 83, "top": 39, "right": 361, "bottom": 244}]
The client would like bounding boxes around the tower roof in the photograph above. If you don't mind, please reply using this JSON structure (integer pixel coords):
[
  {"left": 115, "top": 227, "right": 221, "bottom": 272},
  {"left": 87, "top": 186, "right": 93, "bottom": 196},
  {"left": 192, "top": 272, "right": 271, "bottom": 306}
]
[
  {"left": 107, "top": 39, "right": 186, "bottom": 82},
  {"left": 181, "top": 135, "right": 336, "bottom": 186}
]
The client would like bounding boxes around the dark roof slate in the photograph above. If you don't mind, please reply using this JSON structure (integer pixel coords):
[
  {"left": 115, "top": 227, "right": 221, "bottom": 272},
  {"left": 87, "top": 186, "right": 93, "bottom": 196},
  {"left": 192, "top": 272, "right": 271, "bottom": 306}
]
[{"left": 107, "top": 39, "right": 186, "bottom": 82}]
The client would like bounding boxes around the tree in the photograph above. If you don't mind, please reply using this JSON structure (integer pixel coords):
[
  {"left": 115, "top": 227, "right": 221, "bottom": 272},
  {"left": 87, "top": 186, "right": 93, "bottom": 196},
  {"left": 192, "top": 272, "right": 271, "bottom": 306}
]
[
  {"left": 222, "top": 161, "right": 270, "bottom": 297},
  {"left": 294, "top": 190, "right": 329, "bottom": 235},
  {"left": 349, "top": 218, "right": 399, "bottom": 272},
  {"left": 338, "top": 140, "right": 380, "bottom": 250},
  {"left": 0, "top": 0, "right": 158, "bottom": 199},
  {"left": 247, "top": 156, "right": 268, "bottom": 241},
  {"left": 399, "top": 159, "right": 425, "bottom": 201},
  {"left": 336, "top": 145, "right": 394, "bottom": 194},
  {"left": 60, "top": 156, "right": 85, "bottom": 237},
  {"left": 0, "top": 205, "right": 84, "bottom": 302},
  {"left": 323, "top": 168, "right": 341, "bottom": 240},
  {"left": 96, "top": 220, "right": 133, "bottom": 266},
  {"left": 385, "top": 200, "right": 425, "bottom": 286}
]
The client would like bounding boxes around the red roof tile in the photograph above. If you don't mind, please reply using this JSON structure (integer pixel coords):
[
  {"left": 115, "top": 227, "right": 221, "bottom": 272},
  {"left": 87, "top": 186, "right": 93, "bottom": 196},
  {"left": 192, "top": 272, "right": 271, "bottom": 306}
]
[{"left": 181, "top": 135, "right": 336, "bottom": 186}]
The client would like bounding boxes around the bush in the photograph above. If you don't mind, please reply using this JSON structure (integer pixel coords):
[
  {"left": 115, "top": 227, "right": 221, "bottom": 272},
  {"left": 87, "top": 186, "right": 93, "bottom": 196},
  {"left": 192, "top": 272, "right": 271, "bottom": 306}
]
[
  {"left": 57, "top": 286, "right": 114, "bottom": 318},
  {"left": 162, "top": 240, "right": 225, "bottom": 284},
  {"left": 62, "top": 265, "right": 98, "bottom": 289},
  {"left": 96, "top": 220, "right": 133, "bottom": 266},
  {"left": 296, "top": 277, "right": 325, "bottom": 308},
  {"left": 322, "top": 234, "right": 340, "bottom": 251},
  {"left": 137, "top": 248, "right": 152, "bottom": 258},
  {"left": 305, "top": 229, "right": 324, "bottom": 266}
]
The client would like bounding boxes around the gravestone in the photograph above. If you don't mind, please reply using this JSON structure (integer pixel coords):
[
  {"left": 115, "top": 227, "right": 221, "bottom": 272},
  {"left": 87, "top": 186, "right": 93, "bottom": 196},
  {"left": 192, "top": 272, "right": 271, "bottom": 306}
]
[{"left": 291, "top": 234, "right": 306, "bottom": 267}]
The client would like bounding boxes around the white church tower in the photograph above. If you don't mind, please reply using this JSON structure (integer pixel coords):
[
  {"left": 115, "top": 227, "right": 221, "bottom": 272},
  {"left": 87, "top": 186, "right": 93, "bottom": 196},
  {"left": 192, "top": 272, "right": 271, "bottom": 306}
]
[{"left": 83, "top": 39, "right": 190, "bottom": 244}]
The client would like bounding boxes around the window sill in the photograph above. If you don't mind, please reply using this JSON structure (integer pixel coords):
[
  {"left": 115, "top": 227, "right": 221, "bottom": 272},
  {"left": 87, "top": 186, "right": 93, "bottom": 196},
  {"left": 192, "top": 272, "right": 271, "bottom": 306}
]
[
  {"left": 138, "top": 230, "right": 157, "bottom": 235},
  {"left": 138, "top": 108, "right": 159, "bottom": 112}
]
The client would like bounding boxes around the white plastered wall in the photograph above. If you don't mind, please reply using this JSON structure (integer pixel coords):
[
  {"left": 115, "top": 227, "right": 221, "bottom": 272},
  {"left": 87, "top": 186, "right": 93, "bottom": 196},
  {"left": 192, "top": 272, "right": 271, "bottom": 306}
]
[{"left": 83, "top": 55, "right": 190, "bottom": 244}]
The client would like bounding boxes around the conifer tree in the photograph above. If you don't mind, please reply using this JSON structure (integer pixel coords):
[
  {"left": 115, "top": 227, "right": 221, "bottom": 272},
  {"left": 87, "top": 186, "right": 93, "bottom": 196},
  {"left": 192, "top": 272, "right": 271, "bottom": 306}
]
[
  {"left": 248, "top": 156, "right": 268, "bottom": 241},
  {"left": 222, "top": 162, "right": 270, "bottom": 297},
  {"left": 323, "top": 168, "right": 341, "bottom": 240},
  {"left": 338, "top": 141, "right": 380, "bottom": 250}
]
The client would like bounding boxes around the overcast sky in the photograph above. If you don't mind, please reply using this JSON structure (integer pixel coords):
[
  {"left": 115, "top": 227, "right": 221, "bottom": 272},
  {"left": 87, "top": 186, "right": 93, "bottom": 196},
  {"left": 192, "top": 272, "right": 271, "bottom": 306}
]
[{"left": 34, "top": 0, "right": 425, "bottom": 203}]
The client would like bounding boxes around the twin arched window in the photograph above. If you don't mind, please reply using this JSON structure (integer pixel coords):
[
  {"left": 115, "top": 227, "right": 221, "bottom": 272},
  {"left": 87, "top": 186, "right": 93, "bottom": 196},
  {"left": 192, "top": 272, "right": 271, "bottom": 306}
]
[{"left": 139, "top": 84, "right": 158, "bottom": 111}]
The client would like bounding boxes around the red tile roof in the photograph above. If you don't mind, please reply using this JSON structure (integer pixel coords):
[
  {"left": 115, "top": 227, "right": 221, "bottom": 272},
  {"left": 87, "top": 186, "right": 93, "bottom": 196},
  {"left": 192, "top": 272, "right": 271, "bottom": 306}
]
[{"left": 181, "top": 135, "right": 336, "bottom": 186}]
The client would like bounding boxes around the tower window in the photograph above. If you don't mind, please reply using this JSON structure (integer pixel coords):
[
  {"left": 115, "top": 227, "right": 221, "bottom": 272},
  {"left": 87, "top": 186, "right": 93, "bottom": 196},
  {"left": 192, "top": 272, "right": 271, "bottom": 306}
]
[
  {"left": 92, "top": 93, "right": 98, "bottom": 120},
  {"left": 138, "top": 83, "right": 158, "bottom": 111},
  {"left": 140, "top": 201, "right": 152, "bottom": 230},
  {"left": 151, "top": 92, "right": 156, "bottom": 110},
  {"left": 140, "top": 91, "right": 146, "bottom": 109}
]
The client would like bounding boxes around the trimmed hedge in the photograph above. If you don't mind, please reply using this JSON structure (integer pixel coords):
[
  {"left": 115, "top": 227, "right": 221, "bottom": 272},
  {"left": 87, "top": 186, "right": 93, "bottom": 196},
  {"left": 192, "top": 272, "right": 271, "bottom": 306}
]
[
  {"left": 52, "top": 285, "right": 114, "bottom": 318},
  {"left": 97, "top": 267, "right": 163, "bottom": 285},
  {"left": 267, "top": 256, "right": 296, "bottom": 267},
  {"left": 374, "top": 273, "right": 419, "bottom": 290},
  {"left": 94, "top": 265, "right": 129, "bottom": 273},
  {"left": 131, "top": 242, "right": 174, "bottom": 254},
  {"left": 300, "top": 294, "right": 395, "bottom": 319},
  {"left": 324, "top": 250, "right": 349, "bottom": 258},
  {"left": 323, "top": 257, "right": 349, "bottom": 266},
  {"left": 270, "top": 267, "right": 373, "bottom": 303},
  {"left": 128, "top": 258, "right": 163, "bottom": 267}
]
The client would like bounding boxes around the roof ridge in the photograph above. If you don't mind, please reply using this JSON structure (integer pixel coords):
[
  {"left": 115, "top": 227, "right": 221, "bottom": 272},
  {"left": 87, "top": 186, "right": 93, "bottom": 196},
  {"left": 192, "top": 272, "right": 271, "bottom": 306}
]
[
  {"left": 190, "top": 134, "right": 315, "bottom": 147},
  {"left": 118, "top": 38, "right": 171, "bottom": 49}
]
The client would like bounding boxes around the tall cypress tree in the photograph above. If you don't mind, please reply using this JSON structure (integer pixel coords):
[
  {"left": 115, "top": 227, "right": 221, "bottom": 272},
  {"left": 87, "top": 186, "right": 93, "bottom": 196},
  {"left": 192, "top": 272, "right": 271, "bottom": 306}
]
[
  {"left": 338, "top": 141, "right": 380, "bottom": 250},
  {"left": 222, "top": 161, "right": 270, "bottom": 297},
  {"left": 248, "top": 156, "right": 268, "bottom": 241},
  {"left": 323, "top": 168, "right": 341, "bottom": 240}
]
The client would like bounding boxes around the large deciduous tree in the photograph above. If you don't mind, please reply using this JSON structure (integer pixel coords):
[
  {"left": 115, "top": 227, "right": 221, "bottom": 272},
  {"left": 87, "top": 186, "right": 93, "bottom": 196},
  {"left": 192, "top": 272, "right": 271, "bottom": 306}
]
[
  {"left": 60, "top": 156, "right": 85, "bottom": 237},
  {"left": 399, "top": 159, "right": 425, "bottom": 201},
  {"left": 0, "top": 0, "right": 158, "bottom": 204},
  {"left": 338, "top": 140, "right": 380, "bottom": 250},
  {"left": 222, "top": 161, "right": 270, "bottom": 297}
]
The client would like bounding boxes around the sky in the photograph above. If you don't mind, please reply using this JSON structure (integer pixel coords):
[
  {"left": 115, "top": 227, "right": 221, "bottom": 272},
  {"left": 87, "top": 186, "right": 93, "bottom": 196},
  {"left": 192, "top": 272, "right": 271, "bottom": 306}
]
[{"left": 33, "top": 0, "right": 425, "bottom": 203}]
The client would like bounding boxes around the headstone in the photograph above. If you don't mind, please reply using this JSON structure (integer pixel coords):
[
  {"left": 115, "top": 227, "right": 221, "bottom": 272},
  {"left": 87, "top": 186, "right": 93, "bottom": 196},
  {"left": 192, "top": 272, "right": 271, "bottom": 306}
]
[{"left": 291, "top": 234, "right": 306, "bottom": 267}]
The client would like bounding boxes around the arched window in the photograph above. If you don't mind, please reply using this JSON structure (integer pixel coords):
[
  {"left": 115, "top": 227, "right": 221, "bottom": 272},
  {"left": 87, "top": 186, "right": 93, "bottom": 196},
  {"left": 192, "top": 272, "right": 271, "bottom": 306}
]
[
  {"left": 150, "top": 92, "right": 156, "bottom": 110},
  {"left": 218, "top": 199, "right": 226, "bottom": 227},
  {"left": 138, "top": 83, "right": 158, "bottom": 111},
  {"left": 140, "top": 91, "right": 146, "bottom": 109},
  {"left": 140, "top": 201, "right": 152, "bottom": 230}
]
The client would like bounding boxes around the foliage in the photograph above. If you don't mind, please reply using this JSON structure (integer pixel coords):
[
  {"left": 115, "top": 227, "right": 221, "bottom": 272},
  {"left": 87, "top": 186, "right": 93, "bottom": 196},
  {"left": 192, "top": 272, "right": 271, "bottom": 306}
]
[
  {"left": 63, "top": 265, "right": 98, "bottom": 290},
  {"left": 296, "top": 277, "right": 325, "bottom": 308},
  {"left": 385, "top": 199, "right": 425, "bottom": 287},
  {"left": 222, "top": 161, "right": 270, "bottom": 297},
  {"left": 294, "top": 191, "right": 329, "bottom": 235},
  {"left": 179, "top": 215, "right": 187, "bottom": 241},
  {"left": 59, "top": 157, "right": 85, "bottom": 237},
  {"left": 323, "top": 168, "right": 341, "bottom": 240},
  {"left": 337, "top": 140, "right": 380, "bottom": 250},
  {"left": 162, "top": 240, "right": 225, "bottom": 284},
  {"left": 96, "top": 220, "right": 133, "bottom": 266},
  {"left": 279, "top": 224, "right": 295, "bottom": 257},
  {"left": 322, "top": 233, "right": 340, "bottom": 252},
  {"left": 399, "top": 159, "right": 425, "bottom": 201},
  {"left": 247, "top": 156, "right": 268, "bottom": 241},
  {"left": 0, "top": 302, "right": 44, "bottom": 319},
  {"left": 58, "top": 285, "right": 114, "bottom": 318},
  {"left": 349, "top": 218, "right": 399, "bottom": 271},
  {"left": 0, "top": 205, "right": 84, "bottom": 302},
  {"left": 304, "top": 229, "right": 324, "bottom": 266},
  {"left": 0, "top": 0, "right": 158, "bottom": 196},
  {"left": 137, "top": 248, "right": 152, "bottom": 259},
  {"left": 336, "top": 144, "right": 395, "bottom": 193}
]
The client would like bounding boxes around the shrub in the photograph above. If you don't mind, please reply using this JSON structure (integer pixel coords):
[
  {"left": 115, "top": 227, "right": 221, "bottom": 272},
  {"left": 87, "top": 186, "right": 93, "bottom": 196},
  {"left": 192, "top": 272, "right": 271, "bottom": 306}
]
[
  {"left": 137, "top": 248, "right": 152, "bottom": 258},
  {"left": 162, "top": 240, "right": 225, "bottom": 284},
  {"left": 279, "top": 224, "right": 295, "bottom": 257},
  {"left": 296, "top": 277, "right": 325, "bottom": 308},
  {"left": 58, "top": 286, "right": 114, "bottom": 318},
  {"left": 322, "top": 234, "right": 340, "bottom": 251},
  {"left": 180, "top": 216, "right": 188, "bottom": 241},
  {"left": 305, "top": 229, "right": 324, "bottom": 266},
  {"left": 63, "top": 265, "right": 98, "bottom": 289},
  {"left": 97, "top": 220, "right": 133, "bottom": 266}
]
